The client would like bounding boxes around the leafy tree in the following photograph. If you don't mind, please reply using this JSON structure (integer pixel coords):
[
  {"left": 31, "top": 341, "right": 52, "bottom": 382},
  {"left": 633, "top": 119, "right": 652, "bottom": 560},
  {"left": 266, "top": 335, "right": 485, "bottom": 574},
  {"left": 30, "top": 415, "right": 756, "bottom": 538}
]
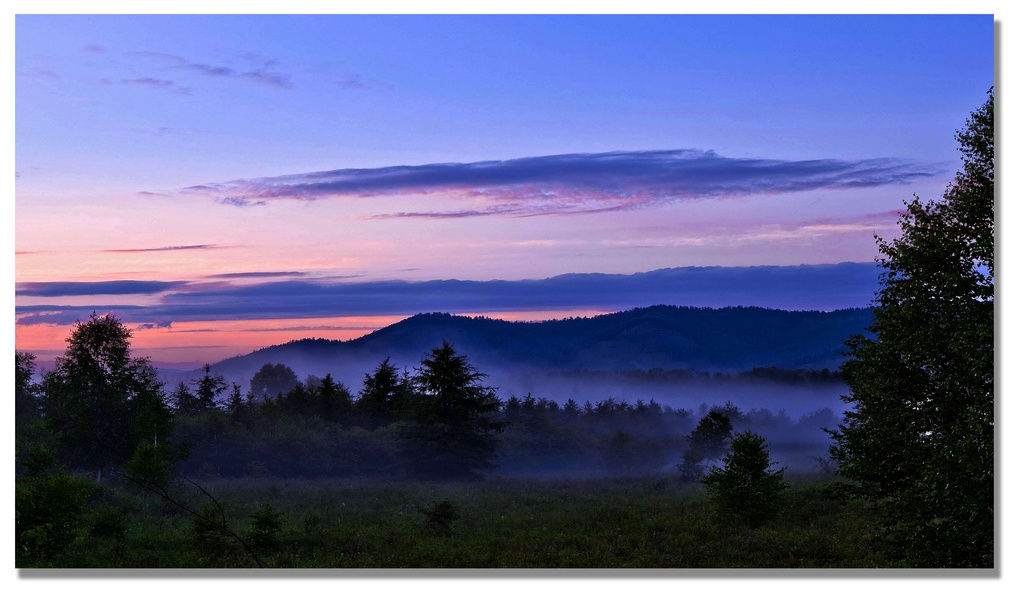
[
  {"left": 829, "top": 90, "right": 994, "bottom": 567},
  {"left": 702, "top": 431, "right": 787, "bottom": 527},
  {"left": 678, "top": 409, "right": 733, "bottom": 481},
  {"left": 249, "top": 363, "right": 300, "bottom": 401},
  {"left": 15, "top": 352, "right": 52, "bottom": 457},
  {"left": 16, "top": 351, "right": 41, "bottom": 425},
  {"left": 40, "top": 313, "right": 173, "bottom": 480},
  {"left": 400, "top": 342, "right": 502, "bottom": 479}
]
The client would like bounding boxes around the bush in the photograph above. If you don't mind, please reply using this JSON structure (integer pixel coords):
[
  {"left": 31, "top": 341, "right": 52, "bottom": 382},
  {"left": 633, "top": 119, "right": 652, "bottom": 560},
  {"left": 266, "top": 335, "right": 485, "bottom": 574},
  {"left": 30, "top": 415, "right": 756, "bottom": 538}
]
[
  {"left": 16, "top": 471, "right": 95, "bottom": 566},
  {"left": 247, "top": 503, "right": 283, "bottom": 552},
  {"left": 701, "top": 431, "right": 787, "bottom": 527}
]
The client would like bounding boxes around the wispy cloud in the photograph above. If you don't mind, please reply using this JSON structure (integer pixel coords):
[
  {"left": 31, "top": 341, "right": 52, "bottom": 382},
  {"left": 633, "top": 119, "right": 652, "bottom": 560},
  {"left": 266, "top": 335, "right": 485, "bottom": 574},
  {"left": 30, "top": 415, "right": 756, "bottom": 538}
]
[
  {"left": 15, "top": 263, "right": 881, "bottom": 327},
  {"left": 218, "top": 196, "right": 267, "bottom": 208},
  {"left": 120, "top": 77, "right": 192, "bottom": 95},
  {"left": 208, "top": 271, "right": 309, "bottom": 279},
  {"left": 81, "top": 44, "right": 105, "bottom": 54},
  {"left": 177, "top": 62, "right": 293, "bottom": 89},
  {"left": 131, "top": 50, "right": 294, "bottom": 90},
  {"left": 22, "top": 68, "right": 60, "bottom": 80},
  {"left": 335, "top": 74, "right": 390, "bottom": 91},
  {"left": 16, "top": 280, "right": 187, "bottom": 297},
  {"left": 195, "top": 149, "right": 942, "bottom": 218},
  {"left": 103, "top": 244, "right": 219, "bottom": 253}
]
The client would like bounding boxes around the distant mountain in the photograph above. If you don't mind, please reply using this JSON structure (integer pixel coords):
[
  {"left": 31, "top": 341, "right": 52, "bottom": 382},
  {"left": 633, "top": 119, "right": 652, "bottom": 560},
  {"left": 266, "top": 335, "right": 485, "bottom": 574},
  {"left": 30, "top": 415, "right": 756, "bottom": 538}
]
[{"left": 194, "top": 305, "right": 873, "bottom": 395}]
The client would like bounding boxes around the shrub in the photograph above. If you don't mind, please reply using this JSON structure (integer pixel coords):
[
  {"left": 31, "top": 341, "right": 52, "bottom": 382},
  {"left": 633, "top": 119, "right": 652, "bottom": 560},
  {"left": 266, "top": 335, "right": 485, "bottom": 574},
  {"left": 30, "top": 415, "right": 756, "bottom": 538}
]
[
  {"left": 701, "top": 431, "right": 787, "bottom": 527},
  {"left": 16, "top": 471, "right": 95, "bottom": 566}
]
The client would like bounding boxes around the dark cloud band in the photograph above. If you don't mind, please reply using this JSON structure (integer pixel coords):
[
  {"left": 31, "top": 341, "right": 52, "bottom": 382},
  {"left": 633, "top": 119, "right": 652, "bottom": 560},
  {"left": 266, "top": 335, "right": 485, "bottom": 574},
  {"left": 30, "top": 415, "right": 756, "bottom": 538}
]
[
  {"left": 16, "top": 280, "right": 187, "bottom": 297},
  {"left": 198, "top": 149, "right": 941, "bottom": 217},
  {"left": 16, "top": 263, "right": 880, "bottom": 326}
]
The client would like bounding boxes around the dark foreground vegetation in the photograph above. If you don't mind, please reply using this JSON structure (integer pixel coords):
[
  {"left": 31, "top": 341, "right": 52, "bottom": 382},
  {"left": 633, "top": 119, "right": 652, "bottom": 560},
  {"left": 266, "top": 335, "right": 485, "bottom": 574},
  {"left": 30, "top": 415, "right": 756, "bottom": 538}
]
[
  {"left": 16, "top": 326, "right": 848, "bottom": 568},
  {"left": 16, "top": 473, "right": 879, "bottom": 568}
]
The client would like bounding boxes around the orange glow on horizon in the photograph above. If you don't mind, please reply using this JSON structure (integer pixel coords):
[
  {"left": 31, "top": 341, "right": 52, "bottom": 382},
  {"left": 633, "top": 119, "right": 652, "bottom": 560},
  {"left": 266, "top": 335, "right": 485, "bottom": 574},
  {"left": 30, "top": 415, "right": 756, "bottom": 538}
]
[{"left": 15, "top": 309, "right": 618, "bottom": 366}]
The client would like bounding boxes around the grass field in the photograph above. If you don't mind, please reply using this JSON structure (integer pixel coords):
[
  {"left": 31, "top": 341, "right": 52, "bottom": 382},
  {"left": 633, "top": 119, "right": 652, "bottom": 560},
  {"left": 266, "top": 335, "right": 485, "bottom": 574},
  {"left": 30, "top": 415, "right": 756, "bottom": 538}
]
[{"left": 26, "top": 473, "right": 881, "bottom": 569}]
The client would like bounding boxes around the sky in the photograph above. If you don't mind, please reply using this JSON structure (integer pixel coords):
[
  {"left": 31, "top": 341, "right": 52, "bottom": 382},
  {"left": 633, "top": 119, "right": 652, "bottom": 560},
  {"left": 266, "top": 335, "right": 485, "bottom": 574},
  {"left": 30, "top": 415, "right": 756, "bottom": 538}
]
[{"left": 13, "top": 12, "right": 996, "bottom": 366}]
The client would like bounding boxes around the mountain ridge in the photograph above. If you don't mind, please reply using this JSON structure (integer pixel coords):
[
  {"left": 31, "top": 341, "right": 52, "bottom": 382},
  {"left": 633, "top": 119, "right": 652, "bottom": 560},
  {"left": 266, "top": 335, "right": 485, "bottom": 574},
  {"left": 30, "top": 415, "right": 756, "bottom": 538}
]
[{"left": 194, "top": 305, "right": 873, "bottom": 392}]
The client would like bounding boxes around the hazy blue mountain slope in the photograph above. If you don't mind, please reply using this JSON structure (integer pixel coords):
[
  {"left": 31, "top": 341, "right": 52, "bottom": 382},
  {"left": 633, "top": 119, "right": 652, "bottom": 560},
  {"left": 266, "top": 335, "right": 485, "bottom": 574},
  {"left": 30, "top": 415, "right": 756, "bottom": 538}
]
[{"left": 197, "top": 306, "right": 873, "bottom": 394}]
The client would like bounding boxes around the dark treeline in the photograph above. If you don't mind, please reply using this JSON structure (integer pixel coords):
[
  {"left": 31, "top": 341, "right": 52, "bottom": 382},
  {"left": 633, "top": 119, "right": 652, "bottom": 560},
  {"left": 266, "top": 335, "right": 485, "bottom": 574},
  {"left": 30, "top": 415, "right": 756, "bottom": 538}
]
[
  {"left": 16, "top": 322, "right": 841, "bottom": 486},
  {"left": 166, "top": 358, "right": 838, "bottom": 480}
]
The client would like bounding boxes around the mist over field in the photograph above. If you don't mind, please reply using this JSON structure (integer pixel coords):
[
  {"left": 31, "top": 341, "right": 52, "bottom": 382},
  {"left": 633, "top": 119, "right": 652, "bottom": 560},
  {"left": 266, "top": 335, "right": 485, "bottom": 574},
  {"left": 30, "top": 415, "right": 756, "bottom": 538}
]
[{"left": 150, "top": 307, "right": 858, "bottom": 479}]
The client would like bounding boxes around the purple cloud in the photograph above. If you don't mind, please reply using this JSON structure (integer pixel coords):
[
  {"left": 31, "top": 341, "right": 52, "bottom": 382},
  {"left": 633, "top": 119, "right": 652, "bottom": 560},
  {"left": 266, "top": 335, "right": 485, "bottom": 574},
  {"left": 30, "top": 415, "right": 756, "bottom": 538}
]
[
  {"left": 120, "top": 77, "right": 192, "bottom": 95},
  {"left": 176, "top": 61, "right": 292, "bottom": 89},
  {"left": 218, "top": 196, "right": 267, "bottom": 208},
  {"left": 335, "top": 74, "right": 389, "bottom": 91},
  {"left": 198, "top": 149, "right": 942, "bottom": 218},
  {"left": 15, "top": 263, "right": 882, "bottom": 327},
  {"left": 208, "top": 271, "right": 309, "bottom": 279},
  {"left": 132, "top": 50, "right": 294, "bottom": 90},
  {"left": 16, "top": 280, "right": 187, "bottom": 297},
  {"left": 104, "top": 244, "right": 218, "bottom": 253}
]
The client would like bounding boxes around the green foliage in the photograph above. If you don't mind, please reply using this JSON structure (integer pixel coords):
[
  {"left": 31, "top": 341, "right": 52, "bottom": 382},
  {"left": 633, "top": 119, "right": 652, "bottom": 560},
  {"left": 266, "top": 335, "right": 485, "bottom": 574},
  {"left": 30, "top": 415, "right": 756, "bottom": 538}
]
[
  {"left": 191, "top": 364, "right": 228, "bottom": 414},
  {"left": 356, "top": 357, "right": 413, "bottom": 427},
  {"left": 190, "top": 500, "right": 240, "bottom": 566},
  {"left": 247, "top": 503, "right": 284, "bottom": 551},
  {"left": 249, "top": 363, "right": 300, "bottom": 400},
  {"left": 16, "top": 351, "right": 41, "bottom": 425},
  {"left": 830, "top": 90, "right": 994, "bottom": 567},
  {"left": 25, "top": 476, "right": 878, "bottom": 567},
  {"left": 316, "top": 373, "right": 355, "bottom": 423},
  {"left": 701, "top": 431, "right": 787, "bottom": 527},
  {"left": 40, "top": 313, "right": 174, "bottom": 476},
  {"left": 18, "top": 444, "right": 58, "bottom": 477},
  {"left": 16, "top": 470, "right": 95, "bottom": 567},
  {"left": 400, "top": 342, "right": 502, "bottom": 479},
  {"left": 678, "top": 409, "right": 733, "bottom": 481},
  {"left": 226, "top": 382, "right": 246, "bottom": 414},
  {"left": 126, "top": 440, "right": 184, "bottom": 490}
]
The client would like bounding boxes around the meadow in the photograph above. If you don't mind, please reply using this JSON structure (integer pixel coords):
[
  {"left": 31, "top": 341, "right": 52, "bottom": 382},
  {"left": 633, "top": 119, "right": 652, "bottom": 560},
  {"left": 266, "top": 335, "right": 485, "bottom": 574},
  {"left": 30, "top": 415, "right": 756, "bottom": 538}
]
[{"left": 26, "top": 473, "right": 879, "bottom": 569}]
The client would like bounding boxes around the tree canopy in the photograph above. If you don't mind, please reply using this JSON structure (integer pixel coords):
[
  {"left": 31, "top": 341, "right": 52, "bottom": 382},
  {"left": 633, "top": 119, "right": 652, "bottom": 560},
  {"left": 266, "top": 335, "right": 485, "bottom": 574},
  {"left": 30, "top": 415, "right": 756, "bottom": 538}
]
[
  {"left": 829, "top": 89, "right": 994, "bottom": 567},
  {"left": 249, "top": 363, "right": 300, "bottom": 400},
  {"left": 400, "top": 341, "right": 502, "bottom": 479},
  {"left": 702, "top": 431, "right": 787, "bottom": 527},
  {"left": 41, "top": 313, "right": 173, "bottom": 478},
  {"left": 678, "top": 408, "right": 733, "bottom": 481}
]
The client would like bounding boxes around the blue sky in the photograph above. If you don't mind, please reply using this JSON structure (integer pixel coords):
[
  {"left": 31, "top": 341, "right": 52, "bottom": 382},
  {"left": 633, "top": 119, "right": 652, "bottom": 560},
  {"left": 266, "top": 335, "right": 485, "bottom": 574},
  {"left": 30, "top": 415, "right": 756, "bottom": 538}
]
[{"left": 13, "top": 12, "right": 996, "bottom": 363}]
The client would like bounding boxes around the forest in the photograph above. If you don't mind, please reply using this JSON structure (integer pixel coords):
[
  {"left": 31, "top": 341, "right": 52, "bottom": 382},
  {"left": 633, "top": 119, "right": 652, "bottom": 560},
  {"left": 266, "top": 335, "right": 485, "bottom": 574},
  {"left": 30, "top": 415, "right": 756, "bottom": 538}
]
[{"left": 14, "top": 332, "right": 859, "bottom": 568}]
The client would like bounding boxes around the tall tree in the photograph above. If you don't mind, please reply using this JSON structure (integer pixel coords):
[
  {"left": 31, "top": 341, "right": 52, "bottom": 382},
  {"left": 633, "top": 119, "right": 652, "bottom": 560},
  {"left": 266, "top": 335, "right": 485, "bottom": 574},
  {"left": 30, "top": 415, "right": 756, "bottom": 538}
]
[
  {"left": 316, "top": 374, "right": 354, "bottom": 423},
  {"left": 192, "top": 364, "right": 228, "bottom": 413},
  {"left": 16, "top": 351, "right": 41, "bottom": 426},
  {"left": 400, "top": 342, "right": 501, "bottom": 479},
  {"left": 356, "top": 357, "right": 411, "bottom": 427},
  {"left": 170, "top": 381, "right": 201, "bottom": 417},
  {"left": 41, "top": 313, "right": 173, "bottom": 480},
  {"left": 829, "top": 90, "right": 994, "bottom": 567}
]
